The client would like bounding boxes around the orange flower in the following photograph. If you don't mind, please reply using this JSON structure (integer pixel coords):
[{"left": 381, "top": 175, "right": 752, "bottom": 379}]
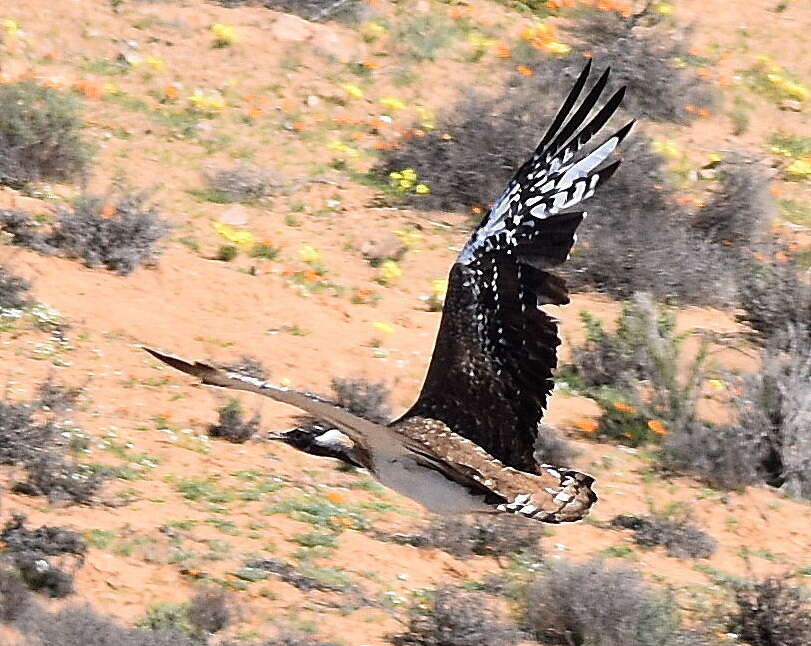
[
  {"left": 575, "top": 418, "right": 599, "bottom": 433},
  {"left": 517, "top": 65, "right": 534, "bottom": 77},
  {"left": 361, "top": 57, "right": 380, "bottom": 70},
  {"left": 647, "top": 419, "right": 667, "bottom": 435},
  {"left": 100, "top": 203, "right": 116, "bottom": 218},
  {"left": 697, "top": 107, "right": 710, "bottom": 118},
  {"left": 303, "top": 269, "right": 319, "bottom": 283},
  {"left": 775, "top": 251, "right": 789, "bottom": 263},
  {"left": 471, "top": 205, "right": 484, "bottom": 215},
  {"left": 495, "top": 44, "right": 511, "bottom": 59},
  {"left": 613, "top": 401, "right": 637, "bottom": 415},
  {"left": 323, "top": 490, "right": 345, "bottom": 504},
  {"left": 163, "top": 84, "right": 179, "bottom": 101},
  {"left": 246, "top": 105, "right": 263, "bottom": 119}
]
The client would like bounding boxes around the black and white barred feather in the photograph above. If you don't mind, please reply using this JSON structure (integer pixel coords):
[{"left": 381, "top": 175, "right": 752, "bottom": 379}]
[{"left": 402, "top": 61, "right": 632, "bottom": 474}]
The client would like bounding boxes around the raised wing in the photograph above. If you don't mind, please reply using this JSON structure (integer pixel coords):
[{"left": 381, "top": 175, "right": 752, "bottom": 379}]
[{"left": 399, "top": 62, "right": 632, "bottom": 473}]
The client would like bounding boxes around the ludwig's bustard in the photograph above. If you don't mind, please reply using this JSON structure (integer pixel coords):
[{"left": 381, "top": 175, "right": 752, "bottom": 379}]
[{"left": 144, "top": 62, "right": 633, "bottom": 523}]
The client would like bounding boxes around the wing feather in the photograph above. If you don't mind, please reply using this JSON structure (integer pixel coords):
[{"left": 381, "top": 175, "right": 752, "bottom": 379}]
[{"left": 399, "top": 64, "right": 631, "bottom": 472}]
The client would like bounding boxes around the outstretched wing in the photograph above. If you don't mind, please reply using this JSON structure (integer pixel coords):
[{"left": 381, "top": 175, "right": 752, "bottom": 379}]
[
  {"left": 399, "top": 62, "right": 633, "bottom": 473},
  {"left": 141, "top": 347, "right": 401, "bottom": 460}
]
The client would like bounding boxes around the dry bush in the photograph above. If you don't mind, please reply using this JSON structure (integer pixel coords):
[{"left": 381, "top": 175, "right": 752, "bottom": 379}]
[
  {"left": 208, "top": 398, "right": 260, "bottom": 443},
  {"left": 0, "top": 81, "right": 90, "bottom": 188},
  {"left": 733, "top": 578, "right": 811, "bottom": 646},
  {"left": 564, "top": 9, "right": 713, "bottom": 123},
  {"left": 730, "top": 331, "right": 811, "bottom": 499},
  {"left": 390, "top": 515, "right": 544, "bottom": 559},
  {"left": 691, "top": 153, "right": 774, "bottom": 249},
  {"left": 14, "top": 604, "right": 201, "bottom": 646},
  {"left": 47, "top": 190, "right": 169, "bottom": 274},
  {"left": 0, "top": 568, "right": 32, "bottom": 623},
  {"left": 222, "top": 356, "right": 269, "bottom": 380},
  {"left": 661, "top": 328, "right": 811, "bottom": 496},
  {"left": 524, "top": 559, "right": 681, "bottom": 646},
  {"left": 737, "top": 255, "right": 811, "bottom": 345},
  {"left": 1, "top": 190, "right": 169, "bottom": 275},
  {"left": 563, "top": 137, "right": 738, "bottom": 306},
  {"left": 0, "top": 514, "right": 86, "bottom": 599},
  {"left": 391, "top": 587, "right": 518, "bottom": 646},
  {"left": 611, "top": 514, "right": 716, "bottom": 559},
  {"left": 216, "top": 0, "right": 368, "bottom": 22},
  {"left": 202, "top": 163, "right": 275, "bottom": 203},
  {"left": 0, "top": 392, "right": 102, "bottom": 504},
  {"left": 534, "top": 423, "right": 577, "bottom": 467},
  {"left": 188, "top": 587, "right": 232, "bottom": 634},
  {"left": 0, "top": 265, "right": 30, "bottom": 310}
]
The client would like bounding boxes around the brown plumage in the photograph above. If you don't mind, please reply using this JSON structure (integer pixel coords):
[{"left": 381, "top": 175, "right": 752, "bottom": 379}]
[{"left": 143, "top": 61, "right": 632, "bottom": 523}]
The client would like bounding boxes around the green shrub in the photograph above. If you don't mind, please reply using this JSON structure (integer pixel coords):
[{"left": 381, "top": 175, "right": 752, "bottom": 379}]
[{"left": 0, "top": 81, "right": 90, "bottom": 188}]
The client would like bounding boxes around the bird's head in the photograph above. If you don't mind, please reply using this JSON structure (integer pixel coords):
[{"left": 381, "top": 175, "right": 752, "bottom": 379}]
[
  {"left": 267, "top": 427, "right": 320, "bottom": 451},
  {"left": 268, "top": 426, "right": 356, "bottom": 461}
]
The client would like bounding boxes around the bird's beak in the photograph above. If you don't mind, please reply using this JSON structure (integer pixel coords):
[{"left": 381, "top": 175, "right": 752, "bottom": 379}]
[{"left": 267, "top": 432, "right": 287, "bottom": 441}]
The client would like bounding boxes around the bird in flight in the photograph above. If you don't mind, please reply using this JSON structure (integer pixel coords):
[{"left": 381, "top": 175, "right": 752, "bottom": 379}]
[{"left": 145, "top": 61, "right": 632, "bottom": 523}]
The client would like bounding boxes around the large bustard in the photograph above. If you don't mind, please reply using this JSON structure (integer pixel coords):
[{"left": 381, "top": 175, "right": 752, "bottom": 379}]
[{"left": 145, "top": 62, "right": 633, "bottom": 523}]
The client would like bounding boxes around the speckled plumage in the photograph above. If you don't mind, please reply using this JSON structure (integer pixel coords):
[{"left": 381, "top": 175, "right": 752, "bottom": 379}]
[{"left": 144, "top": 62, "right": 630, "bottom": 524}]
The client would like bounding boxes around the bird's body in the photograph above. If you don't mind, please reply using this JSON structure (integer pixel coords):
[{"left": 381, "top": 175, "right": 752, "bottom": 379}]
[{"left": 144, "top": 62, "right": 632, "bottom": 524}]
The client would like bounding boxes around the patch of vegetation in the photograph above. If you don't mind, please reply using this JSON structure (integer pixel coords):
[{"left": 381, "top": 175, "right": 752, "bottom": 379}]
[
  {"left": 263, "top": 494, "right": 369, "bottom": 531},
  {"left": 534, "top": 423, "right": 576, "bottom": 467},
  {"left": 733, "top": 578, "right": 811, "bottom": 646},
  {"left": 0, "top": 390, "right": 103, "bottom": 504},
  {"left": 391, "top": 587, "right": 518, "bottom": 646},
  {"left": 138, "top": 601, "right": 196, "bottom": 636},
  {"left": 737, "top": 255, "right": 811, "bottom": 345},
  {"left": 200, "top": 163, "right": 276, "bottom": 203},
  {"left": 691, "top": 153, "right": 774, "bottom": 249},
  {"left": 208, "top": 398, "right": 260, "bottom": 443},
  {"left": 217, "top": 0, "right": 368, "bottom": 23},
  {"left": 243, "top": 558, "right": 351, "bottom": 592},
  {"left": 1, "top": 189, "right": 170, "bottom": 275},
  {"left": 523, "top": 559, "right": 681, "bottom": 646},
  {"left": 566, "top": 294, "right": 709, "bottom": 447},
  {"left": 611, "top": 514, "right": 716, "bottom": 559},
  {"left": 0, "top": 81, "right": 91, "bottom": 189},
  {"left": 385, "top": 515, "right": 544, "bottom": 559},
  {"left": 0, "top": 568, "right": 32, "bottom": 623},
  {"left": 0, "top": 514, "right": 86, "bottom": 599},
  {"left": 561, "top": 9, "right": 714, "bottom": 123},
  {"left": 0, "top": 265, "right": 31, "bottom": 310}
]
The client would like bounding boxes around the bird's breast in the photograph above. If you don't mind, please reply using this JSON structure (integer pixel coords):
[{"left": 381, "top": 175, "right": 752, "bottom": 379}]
[{"left": 373, "top": 457, "right": 489, "bottom": 515}]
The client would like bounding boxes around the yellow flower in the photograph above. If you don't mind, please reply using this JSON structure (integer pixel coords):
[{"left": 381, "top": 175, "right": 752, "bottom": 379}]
[
  {"left": 544, "top": 41, "right": 571, "bottom": 55},
  {"left": 361, "top": 21, "right": 386, "bottom": 41},
  {"left": 415, "top": 105, "right": 435, "bottom": 130},
  {"left": 102, "top": 82, "right": 119, "bottom": 96},
  {"left": 380, "top": 96, "right": 407, "bottom": 111},
  {"left": 431, "top": 278, "right": 448, "bottom": 297},
  {"left": 651, "top": 139, "right": 680, "bottom": 159},
  {"left": 2, "top": 19, "right": 19, "bottom": 36},
  {"left": 279, "top": 377, "right": 292, "bottom": 388},
  {"left": 652, "top": 2, "right": 673, "bottom": 14},
  {"left": 327, "top": 140, "right": 359, "bottom": 157},
  {"left": 372, "top": 321, "right": 394, "bottom": 334},
  {"left": 394, "top": 228, "right": 422, "bottom": 248},
  {"left": 379, "top": 260, "right": 403, "bottom": 284},
  {"left": 415, "top": 183, "right": 430, "bottom": 195},
  {"left": 211, "top": 23, "right": 237, "bottom": 46},
  {"left": 707, "top": 152, "right": 723, "bottom": 164},
  {"left": 189, "top": 90, "right": 226, "bottom": 112},
  {"left": 298, "top": 245, "right": 320, "bottom": 264},
  {"left": 212, "top": 221, "right": 255, "bottom": 245},
  {"left": 786, "top": 157, "right": 811, "bottom": 178},
  {"left": 707, "top": 378, "right": 725, "bottom": 391},
  {"left": 341, "top": 83, "right": 364, "bottom": 99},
  {"left": 146, "top": 55, "right": 166, "bottom": 72}
]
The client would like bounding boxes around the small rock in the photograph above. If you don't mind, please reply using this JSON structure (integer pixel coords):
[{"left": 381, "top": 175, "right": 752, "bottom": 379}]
[
  {"left": 117, "top": 50, "right": 142, "bottom": 67},
  {"left": 360, "top": 234, "right": 407, "bottom": 264},
  {"left": 271, "top": 14, "right": 312, "bottom": 42},
  {"left": 698, "top": 169, "right": 717, "bottom": 180},
  {"left": 313, "top": 29, "right": 367, "bottom": 64},
  {"left": 779, "top": 99, "right": 802, "bottom": 112},
  {"left": 306, "top": 94, "right": 320, "bottom": 107},
  {"left": 218, "top": 204, "right": 250, "bottom": 226}
]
